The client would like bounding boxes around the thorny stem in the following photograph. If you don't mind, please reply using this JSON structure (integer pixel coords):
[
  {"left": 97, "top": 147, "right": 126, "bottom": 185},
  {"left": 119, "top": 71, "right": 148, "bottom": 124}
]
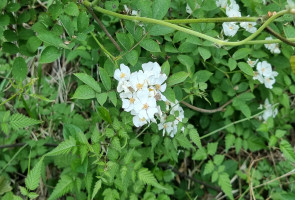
[
  {"left": 83, "top": 1, "right": 295, "bottom": 46},
  {"left": 164, "top": 17, "right": 260, "bottom": 24}
]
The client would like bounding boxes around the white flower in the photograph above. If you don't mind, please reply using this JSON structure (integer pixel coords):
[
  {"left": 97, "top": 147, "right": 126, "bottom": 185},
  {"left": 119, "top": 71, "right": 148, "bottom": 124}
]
[
  {"left": 133, "top": 116, "right": 148, "bottom": 127},
  {"left": 256, "top": 61, "right": 273, "bottom": 77},
  {"left": 216, "top": 0, "right": 228, "bottom": 8},
  {"left": 114, "top": 64, "right": 130, "bottom": 82},
  {"left": 247, "top": 58, "right": 259, "bottom": 68},
  {"left": 240, "top": 21, "right": 257, "bottom": 33},
  {"left": 223, "top": 22, "right": 239, "bottom": 37},
  {"left": 263, "top": 71, "right": 278, "bottom": 89},
  {"left": 226, "top": 8, "right": 241, "bottom": 18},
  {"left": 122, "top": 92, "right": 138, "bottom": 112},
  {"left": 129, "top": 70, "right": 148, "bottom": 92},
  {"left": 253, "top": 71, "right": 264, "bottom": 83},
  {"left": 124, "top": 5, "right": 138, "bottom": 16},
  {"left": 258, "top": 98, "right": 278, "bottom": 121},
  {"left": 264, "top": 37, "right": 281, "bottom": 54},
  {"left": 133, "top": 88, "right": 158, "bottom": 122}
]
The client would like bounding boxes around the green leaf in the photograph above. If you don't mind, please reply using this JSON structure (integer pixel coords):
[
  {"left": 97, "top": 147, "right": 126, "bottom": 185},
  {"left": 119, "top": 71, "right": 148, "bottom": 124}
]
[
  {"left": 59, "top": 15, "right": 75, "bottom": 37},
  {"left": 140, "top": 39, "right": 161, "bottom": 52},
  {"left": 64, "top": 2, "right": 79, "bottom": 16},
  {"left": 232, "top": 48, "right": 252, "bottom": 60},
  {"left": 218, "top": 173, "right": 234, "bottom": 200},
  {"left": 25, "top": 157, "right": 44, "bottom": 190},
  {"left": 108, "top": 91, "right": 117, "bottom": 106},
  {"left": 39, "top": 46, "right": 61, "bottom": 64},
  {"left": 161, "top": 61, "right": 170, "bottom": 76},
  {"left": 167, "top": 71, "right": 188, "bottom": 86},
  {"left": 207, "top": 142, "right": 218, "bottom": 156},
  {"left": 203, "top": 160, "right": 214, "bottom": 175},
  {"left": 176, "top": 134, "right": 193, "bottom": 149},
  {"left": 99, "top": 67, "right": 112, "bottom": 91},
  {"left": 177, "top": 55, "right": 194, "bottom": 72},
  {"left": 198, "top": 47, "right": 211, "bottom": 61},
  {"left": 228, "top": 58, "right": 237, "bottom": 71},
  {"left": 162, "top": 88, "right": 175, "bottom": 103},
  {"left": 138, "top": 168, "right": 165, "bottom": 189},
  {"left": 12, "top": 57, "right": 27, "bottom": 82},
  {"left": 149, "top": 25, "right": 174, "bottom": 36},
  {"left": 212, "top": 88, "right": 223, "bottom": 103},
  {"left": 195, "top": 70, "right": 213, "bottom": 83},
  {"left": 77, "top": 11, "right": 89, "bottom": 33},
  {"left": 96, "top": 92, "right": 108, "bottom": 106},
  {"left": 91, "top": 180, "right": 101, "bottom": 200},
  {"left": 26, "top": 36, "right": 42, "bottom": 53},
  {"left": 213, "top": 155, "right": 225, "bottom": 165},
  {"left": 10, "top": 113, "right": 41, "bottom": 129},
  {"left": 2, "top": 42, "right": 19, "bottom": 54},
  {"left": 225, "top": 134, "right": 235, "bottom": 152},
  {"left": 238, "top": 62, "right": 254, "bottom": 76},
  {"left": 27, "top": 192, "right": 39, "bottom": 199},
  {"left": 0, "top": 0, "right": 7, "bottom": 10},
  {"left": 280, "top": 140, "right": 295, "bottom": 163},
  {"left": 46, "top": 138, "right": 76, "bottom": 157},
  {"left": 74, "top": 73, "right": 101, "bottom": 93},
  {"left": 125, "top": 50, "right": 138, "bottom": 66},
  {"left": 72, "top": 85, "right": 96, "bottom": 99},
  {"left": 37, "top": 31, "right": 68, "bottom": 49},
  {"left": 97, "top": 106, "right": 112, "bottom": 124},
  {"left": 116, "top": 32, "right": 133, "bottom": 50},
  {"left": 152, "top": 0, "right": 170, "bottom": 19},
  {"left": 189, "top": 128, "right": 202, "bottom": 148},
  {"left": 0, "top": 176, "right": 12, "bottom": 195},
  {"left": 48, "top": 175, "right": 74, "bottom": 200}
]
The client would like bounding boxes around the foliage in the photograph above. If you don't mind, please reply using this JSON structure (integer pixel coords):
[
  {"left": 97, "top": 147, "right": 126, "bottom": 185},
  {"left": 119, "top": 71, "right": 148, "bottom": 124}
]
[{"left": 0, "top": 0, "right": 295, "bottom": 199}]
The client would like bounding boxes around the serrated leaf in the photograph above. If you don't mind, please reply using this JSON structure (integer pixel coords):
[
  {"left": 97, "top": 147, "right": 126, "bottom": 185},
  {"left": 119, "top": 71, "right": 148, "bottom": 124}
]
[
  {"left": 12, "top": 57, "right": 27, "bottom": 82},
  {"left": 218, "top": 173, "right": 234, "bottom": 200},
  {"left": 225, "top": 134, "right": 235, "bottom": 152},
  {"left": 140, "top": 39, "right": 161, "bottom": 52},
  {"left": 167, "top": 71, "right": 188, "bottom": 86},
  {"left": 176, "top": 134, "right": 193, "bottom": 149},
  {"left": 91, "top": 180, "right": 101, "bottom": 200},
  {"left": 162, "top": 87, "right": 175, "bottom": 103},
  {"left": 39, "top": 46, "right": 61, "bottom": 64},
  {"left": 161, "top": 61, "right": 170, "bottom": 76},
  {"left": 99, "top": 67, "right": 112, "bottom": 91},
  {"left": 203, "top": 161, "right": 214, "bottom": 175},
  {"left": 108, "top": 91, "right": 117, "bottom": 106},
  {"left": 152, "top": 0, "right": 170, "bottom": 19},
  {"left": 138, "top": 168, "right": 165, "bottom": 189},
  {"left": 74, "top": 73, "right": 101, "bottom": 93},
  {"left": 189, "top": 128, "right": 202, "bottom": 148},
  {"left": 37, "top": 31, "right": 68, "bottom": 49},
  {"left": 64, "top": 2, "right": 79, "bottom": 16},
  {"left": 97, "top": 106, "right": 112, "bottom": 124},
  {"left": 207, "top": 142, "right": 218, "bottom": 156},
  {"left": 46, "top": 138, "right": 76, "bottom": 157},
  {"left": 96, "top": 92, "right": 108, "bottom": 106},
  {"left": 280, "top": 140, "right": 295, "bottom": 163},
  {"left": 25, "top": 157, "right": 44, "bottom": 190},
  {"left": 10, "top": 113, "right": 41, "bottom": 129},
  {"left": 72, "top": 85, "right": 96, "bottom": 99},
  {"left": 198, "top": 47, "right": 211, "bottom": 61},
  {"left": 238, "top": 62, "right": 254, "bottom": 76},
  {"left": 195, "top": 70, "right": 213, "bottom": 83},
  {"left": 0, "top": 176, "right": 12, "bottom": 195},
  {"left": 232, "top": 48, "right": 251, "bottom": 60},
  {"left": 48, "top": 175, "right": 74, "bottom": 200}
]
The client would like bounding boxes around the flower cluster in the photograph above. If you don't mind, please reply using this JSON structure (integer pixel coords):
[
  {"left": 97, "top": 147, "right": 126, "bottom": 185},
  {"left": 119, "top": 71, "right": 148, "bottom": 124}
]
[
  {"left": 158, "top": 100, "right": 185, "bottom": 138},
  {"left": 264, "top": 36, "right": 281, "bottom": 54},
  {"left": 216, "top": 0, "right": 257, "bottom": 37},
  {"left": 114, "top": 62, "right": 185, "bottom": 137},
  {"left": 258, "top": 98, "right": 278, "bottom": 121},
  {"left": 251, "top": 60, "right": 278, "bottom": 89}
]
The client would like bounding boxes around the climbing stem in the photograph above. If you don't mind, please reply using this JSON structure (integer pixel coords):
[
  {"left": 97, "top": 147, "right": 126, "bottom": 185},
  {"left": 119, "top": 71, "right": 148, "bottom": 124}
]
[
  {"left": 84, "top": 1, "right": 293, "bottom": 46},
  {"left": 164, "top": 17, "right": 259, "bottom": 24}
]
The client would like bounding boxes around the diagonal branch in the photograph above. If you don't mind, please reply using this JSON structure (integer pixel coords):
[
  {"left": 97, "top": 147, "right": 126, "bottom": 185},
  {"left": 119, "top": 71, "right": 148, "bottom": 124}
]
[
  {"left": 85, "top": 5, "right": 123, "bottom": 52},
  {"left": 265, "top": 26, "right": 295, "bottom": 47}
]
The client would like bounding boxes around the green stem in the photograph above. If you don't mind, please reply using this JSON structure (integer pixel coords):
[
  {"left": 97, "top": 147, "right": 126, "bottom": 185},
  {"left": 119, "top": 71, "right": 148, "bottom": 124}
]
[
  {"left": 164, "top": 17, "right": 259, "bottom": 24},
  {"left": 0, "top": 143, "right": 28, "bottom": 174},
  {"left": 90, "top": 32, "right": 116, "bottom": 60},
  {"left": 84, "top": 1, "right": 292, "bottom": 46},
  {"left": 200, "top": 108, "right": 272, "bottom": 139}
]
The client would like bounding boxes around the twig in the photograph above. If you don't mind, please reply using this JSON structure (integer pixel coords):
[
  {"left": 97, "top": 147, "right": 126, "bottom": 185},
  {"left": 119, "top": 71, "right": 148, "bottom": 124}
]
[
  {"left": 181, "top": 86, "right": 257, "bottom": 114},
  {"left": 0, "top": 143, "right": 57, "bottom": 149},
  {"left": 158, "top": 163, "right": 222, "bottom": 192},
  {"left": 85, "top": 5, "right": 123, "bottom": 52},
  {"left": 265, "top": 26, "right": 295, "bottom": 47}
]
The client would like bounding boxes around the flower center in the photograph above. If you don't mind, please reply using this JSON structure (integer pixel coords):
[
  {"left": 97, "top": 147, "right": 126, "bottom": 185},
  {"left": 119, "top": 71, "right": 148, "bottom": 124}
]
[
  {"left": 143, "top": 103, "right": 149, "bottom": 110},
  {"left": 140, "top": 117, "right": 146, "bottom": 122},
  {"left": 155, "top": 84, "right": 161, "bottom": 90},
  {"left": 136, "top": 83, "right": 143, "bottom": 90},
  {"left": 164, "top": 124, "right": 167, "bottom": 129},
  {"left": 129, "top": 97, "right": 135, "bottom": 104},
  {"left": 120, "top": 73, "right": 125, "bottom": 78}
]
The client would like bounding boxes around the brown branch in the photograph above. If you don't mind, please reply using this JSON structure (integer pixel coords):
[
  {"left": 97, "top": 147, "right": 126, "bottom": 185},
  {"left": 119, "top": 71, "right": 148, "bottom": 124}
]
[
  {"left": 159, "top": 163, "right": 222, "bottom": 192},
  {"left": 265, "top": 26, "right": 295, "bottom": 47},
  {"left": 0, "top": 143, "right": 57, "bottom": 149},
  {"left": 85, "top": 5, "right": 123, "bottom": 52},
  {"left": 182, "top": 86, "right": 258, "bottom": 114}
]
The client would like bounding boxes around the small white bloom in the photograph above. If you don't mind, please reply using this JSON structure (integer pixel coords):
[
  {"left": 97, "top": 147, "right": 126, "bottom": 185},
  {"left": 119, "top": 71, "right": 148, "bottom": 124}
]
[
  {"left": 253, "top": 71, "right": 264, "bottom": 83},
  {"left": 216, "top": 0, "right": 228, "bottom": 8},
  {"left": 129, "top": 70, "right": 148, "bottom": 92},
  {"left": 133, "top": 116, "right": 148, "bottom": 127},
  {"left": 223, "top": 22, "right": 239, "bottom": 37},
  {"left": 264, "top": 37, "right": 281, "bottom": 54},
  {"left": 124, "top": 5, "right": 138, "bottom": 16},
  {"left": 240, "top": 21, "right": 257, "bottom": 33},
  {"left": 258, "top": 98, "right": 278, "bottom": 121},
  {"left": 256, "top": 61, "right": 273, "bottom": 77},
  {"left": 226, "top": 8, "right": 241, "bottom": 18},
  {"left": 247, "top": 58, "right": 259, "bottom": 68},
  {"left": 263, "top": 71, "right": 278, "bottom": 89},
  {"left": 114, "top": 64, "right": 130, "bottom": 82},
  {"left": 122, "top": 92, "right": 138, "bottom": 112}
]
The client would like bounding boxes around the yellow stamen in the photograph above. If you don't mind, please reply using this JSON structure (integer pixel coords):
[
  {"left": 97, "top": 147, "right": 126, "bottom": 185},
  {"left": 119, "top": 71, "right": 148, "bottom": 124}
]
[
  {"left": 129, "top": 98, "right": 135, "bottom": 104},
  {"left": 155, "top": 84, "right": 161, "bottom": 90},
  {"left": 136, "top": 83, "right": 143, "bottom": 90},
  {"left": 120, "top": 73, "right": 125, "bottom": 78},
  {"left": 140, "top": 117, "right": 146, "bottom": 122},
  {"left": 143, "top": 103, "right": 149, "bottom": 110}
]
